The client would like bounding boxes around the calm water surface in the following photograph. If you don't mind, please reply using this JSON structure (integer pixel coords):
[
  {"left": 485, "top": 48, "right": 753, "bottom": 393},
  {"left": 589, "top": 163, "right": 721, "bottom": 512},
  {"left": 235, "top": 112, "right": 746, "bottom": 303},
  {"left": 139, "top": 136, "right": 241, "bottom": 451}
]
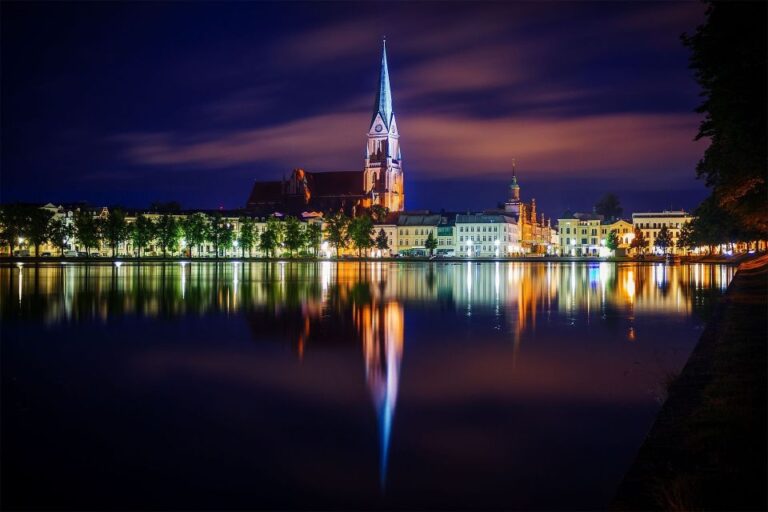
[{"left": 1, "top": 261, "right": 734, "bottom": 510}]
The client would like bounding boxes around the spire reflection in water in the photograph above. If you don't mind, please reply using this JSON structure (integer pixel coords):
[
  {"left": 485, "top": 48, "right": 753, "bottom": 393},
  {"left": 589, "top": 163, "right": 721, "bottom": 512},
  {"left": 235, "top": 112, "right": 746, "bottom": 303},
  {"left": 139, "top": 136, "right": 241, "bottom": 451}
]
[{"left": 357, "top": 300, "right": 404, "bottom": 488}]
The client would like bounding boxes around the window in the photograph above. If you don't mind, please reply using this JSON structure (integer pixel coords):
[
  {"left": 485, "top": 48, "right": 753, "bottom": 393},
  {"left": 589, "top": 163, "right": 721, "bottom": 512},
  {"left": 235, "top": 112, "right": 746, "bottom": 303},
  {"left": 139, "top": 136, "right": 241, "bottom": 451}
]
[{"left": 581, "top": 238, "right": 587, "bottom": 245}]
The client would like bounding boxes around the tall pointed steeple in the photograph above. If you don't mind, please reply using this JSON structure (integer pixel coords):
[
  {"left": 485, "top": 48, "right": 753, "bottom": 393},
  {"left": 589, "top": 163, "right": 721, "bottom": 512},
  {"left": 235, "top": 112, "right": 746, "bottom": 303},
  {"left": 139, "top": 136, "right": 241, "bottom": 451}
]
[
  {"left": 363, "top": 38, "right": 404, "bottom": 212},
  {"left": 372, "top": 38, "right": 393, "bottom": 128}
]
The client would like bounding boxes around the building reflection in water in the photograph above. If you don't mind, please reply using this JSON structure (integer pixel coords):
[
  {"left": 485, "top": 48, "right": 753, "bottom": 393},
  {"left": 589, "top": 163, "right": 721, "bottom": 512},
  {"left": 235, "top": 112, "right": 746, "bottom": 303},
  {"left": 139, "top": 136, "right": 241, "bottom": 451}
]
[{"left": 0, "top": 261, "right": 737, "bottom": 486}]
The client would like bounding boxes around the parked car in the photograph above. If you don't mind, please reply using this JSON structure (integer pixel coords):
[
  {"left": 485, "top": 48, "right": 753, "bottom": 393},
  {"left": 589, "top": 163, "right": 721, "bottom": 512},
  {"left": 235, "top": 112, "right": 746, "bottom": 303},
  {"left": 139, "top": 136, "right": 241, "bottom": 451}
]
[
  {"left": 77, "top": 251, "right": 88, "bottom": 257},
  {"left": 63, "top": 250, "right": 78, "bottom": 258},
  {"left": 41, "top": 252, "right": 52, "bottom": 257},
  {"left": 13, "top": 249, "right": 30, "bottom": 257},
  {"left": 91, "top": 252, "right": 100, "bottom": 257}
]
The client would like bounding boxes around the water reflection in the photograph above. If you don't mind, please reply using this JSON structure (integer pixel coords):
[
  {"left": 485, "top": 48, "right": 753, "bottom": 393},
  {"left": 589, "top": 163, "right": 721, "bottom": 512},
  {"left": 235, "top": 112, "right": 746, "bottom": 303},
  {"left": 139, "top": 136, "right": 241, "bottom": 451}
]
[
  {"left": 1, "top": 262, "right": 733, "bottom": 325},
  {"left": 1, "top": 261, "right": 735, "bottom": 490}
]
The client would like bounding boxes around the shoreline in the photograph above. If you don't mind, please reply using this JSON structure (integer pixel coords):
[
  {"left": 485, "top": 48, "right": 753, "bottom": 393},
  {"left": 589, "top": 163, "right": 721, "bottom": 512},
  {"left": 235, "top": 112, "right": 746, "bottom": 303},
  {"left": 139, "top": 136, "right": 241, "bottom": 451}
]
[
  {"left": 611, "top": 255, "right": 768, "bottom": 510},
  {"left": 0, "top": 254, "right": 751, "bottom": 265}
]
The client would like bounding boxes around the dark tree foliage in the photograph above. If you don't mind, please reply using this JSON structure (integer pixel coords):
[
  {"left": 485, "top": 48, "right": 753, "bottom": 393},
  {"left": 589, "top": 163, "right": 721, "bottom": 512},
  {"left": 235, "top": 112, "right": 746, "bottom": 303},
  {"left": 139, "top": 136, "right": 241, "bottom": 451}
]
[
  {"left": 283, "top": 217, "right": 304, "bottom": 257},
  {"left": 182, "top": 213, "right": 209, "bottom": 257},
  {"left": 47, "top": 218, "right": 74, "bottom": 256},
  {"left": 683, "top": 1, "right": 767, "bottom": 234},
  {"left": 238, "top": 217, "right": 256, "bottom": 257},
  {"left": 208, "top": 214, "right": 232, "bottom": 257},
  {"left": 348, "top": 215, "right": 374, "bottom": 257},
  {"left": 325, "top": 211, "right": 350, "bottom": 257},
  {"left": 630, "top": 227, "right": 648, "bottom": 255},
  {"left": 0, "top": 204, "right": 29, "bottom": 252},
  {"left": 131, "top": 214, "right": 156, "bottom": 257},
  {"left": 155, "top": 214, "right": 181, "bottom": 257},
  {"left": 655, "top": 226, "right": 674, "bottom": 255},
  {"left": 688, "top": 195, "right": 747, "bottom": 253},
  {"left": 0, "top": 204, "right": 56, "bottom": 255},
  {"left": 74, "top": 211, "right": 100, "bottom": 256},
  {"left": 26, "top": 209, "right": 54, "bottom": 256},
  {"left": 100, "top": 209, "right": 129, "bottom": 257},
  {"left": 594, "top": 193, "right": 623, "bottom": 221},
  {"left": 606, "top": 230, "right": 620, "bottom": 251},
  {"left": 375, "top": 229, "right": 389, "bottom": 251},
  {"left": 259, "top": 217, "right": 282, "bottom": 258},
  {"left": 369, "top": 204, "right": 390, "bottom": 223},
  {"left": 304, "top": 223, "right": 323, "bottom": 256},
  {"left": 425, "top": 231, "right": 438, "bottom": 256}
]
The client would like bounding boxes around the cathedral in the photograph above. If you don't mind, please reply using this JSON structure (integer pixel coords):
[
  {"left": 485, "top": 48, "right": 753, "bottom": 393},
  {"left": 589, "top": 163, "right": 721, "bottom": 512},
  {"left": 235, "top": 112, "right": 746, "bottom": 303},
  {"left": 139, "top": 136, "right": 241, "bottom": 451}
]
[{"left": 246, "top": 40, "right": 404, "bottom": 215}]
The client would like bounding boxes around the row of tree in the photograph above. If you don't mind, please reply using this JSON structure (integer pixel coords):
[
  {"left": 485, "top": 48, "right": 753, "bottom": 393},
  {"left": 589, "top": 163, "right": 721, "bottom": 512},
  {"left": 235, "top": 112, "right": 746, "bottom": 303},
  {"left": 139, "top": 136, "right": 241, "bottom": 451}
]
[{"left": 0, "top": 204, "right": 415, "bottom": 258}]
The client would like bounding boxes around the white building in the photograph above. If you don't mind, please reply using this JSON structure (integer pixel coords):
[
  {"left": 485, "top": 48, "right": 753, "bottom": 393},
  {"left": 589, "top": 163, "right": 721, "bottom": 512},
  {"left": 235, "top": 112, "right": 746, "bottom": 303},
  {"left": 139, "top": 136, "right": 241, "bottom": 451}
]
[
  {"left": 632, "top": 210, "right": 692, "bottom": 255},
  {"left": 455, "top": 213, "right": 521, "bottom": 257}
]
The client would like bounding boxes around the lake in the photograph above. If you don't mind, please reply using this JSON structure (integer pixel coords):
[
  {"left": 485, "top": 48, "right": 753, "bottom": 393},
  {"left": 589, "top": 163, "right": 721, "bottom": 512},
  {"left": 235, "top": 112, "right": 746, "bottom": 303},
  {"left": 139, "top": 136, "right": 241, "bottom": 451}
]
[{"left": 0, "top": 261, "right": 734, "bottom": 510}]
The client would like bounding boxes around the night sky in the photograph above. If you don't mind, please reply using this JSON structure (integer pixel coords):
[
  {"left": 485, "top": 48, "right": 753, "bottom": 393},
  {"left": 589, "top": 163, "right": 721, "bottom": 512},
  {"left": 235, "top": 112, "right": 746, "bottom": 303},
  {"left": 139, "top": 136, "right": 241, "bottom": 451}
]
[{"left": 1, "top": 2, "right": 708, "bottom": 217}]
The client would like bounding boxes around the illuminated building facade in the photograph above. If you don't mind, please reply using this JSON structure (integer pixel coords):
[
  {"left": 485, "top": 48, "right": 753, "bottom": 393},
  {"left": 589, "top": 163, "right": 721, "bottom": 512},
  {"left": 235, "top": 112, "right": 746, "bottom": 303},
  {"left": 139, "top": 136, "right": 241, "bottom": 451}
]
[
  {"left": 395, "top": 213, "right": 442, "bottom": 256},
  {"left": 632, "top": 210, "right": 692, "bottom": 255},
  {"left": 456, "top": 214, "right": 521, "bottom": 257},
  {"left": 558, "top": 214, "right": 634, "bottom": 256},
  {"left": 502, "top": 164, "right": 555, "bottom": 254}
]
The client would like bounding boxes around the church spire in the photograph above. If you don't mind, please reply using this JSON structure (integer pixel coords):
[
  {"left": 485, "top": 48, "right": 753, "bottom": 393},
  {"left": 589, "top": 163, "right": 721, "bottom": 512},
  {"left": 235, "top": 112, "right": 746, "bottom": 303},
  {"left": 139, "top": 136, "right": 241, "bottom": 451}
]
[{"left": 372, "top": 38, "right": 393, "bottom": 128}]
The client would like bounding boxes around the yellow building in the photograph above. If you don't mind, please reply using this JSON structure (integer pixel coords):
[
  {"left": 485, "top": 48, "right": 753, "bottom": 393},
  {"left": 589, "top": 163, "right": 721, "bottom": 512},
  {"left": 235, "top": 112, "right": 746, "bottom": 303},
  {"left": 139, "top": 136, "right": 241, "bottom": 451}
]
[{"left": 557, "top": 215, "right": 632, "bottom": 256}]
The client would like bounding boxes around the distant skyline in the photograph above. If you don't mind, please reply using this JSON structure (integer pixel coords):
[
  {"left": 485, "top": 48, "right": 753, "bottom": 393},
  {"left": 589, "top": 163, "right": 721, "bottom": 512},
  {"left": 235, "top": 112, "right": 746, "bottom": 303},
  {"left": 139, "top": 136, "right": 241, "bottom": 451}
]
[{"left": 1, "top": 2, "right": 707, "bottom": 216}]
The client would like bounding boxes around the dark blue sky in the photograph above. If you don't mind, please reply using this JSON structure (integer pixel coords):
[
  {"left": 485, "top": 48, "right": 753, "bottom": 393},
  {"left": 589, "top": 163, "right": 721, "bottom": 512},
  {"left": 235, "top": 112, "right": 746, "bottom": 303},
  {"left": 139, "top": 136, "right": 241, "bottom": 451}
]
[{"left": 1, "top": 1, "right": 708, "bottom": 216}]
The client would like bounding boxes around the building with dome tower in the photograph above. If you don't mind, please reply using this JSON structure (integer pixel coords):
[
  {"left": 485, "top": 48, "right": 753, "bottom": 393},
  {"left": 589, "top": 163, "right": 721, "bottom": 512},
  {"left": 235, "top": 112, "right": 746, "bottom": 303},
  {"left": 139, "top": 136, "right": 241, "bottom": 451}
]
[{"left": 501, "top": 161, "right": 555, "bottom": 254}]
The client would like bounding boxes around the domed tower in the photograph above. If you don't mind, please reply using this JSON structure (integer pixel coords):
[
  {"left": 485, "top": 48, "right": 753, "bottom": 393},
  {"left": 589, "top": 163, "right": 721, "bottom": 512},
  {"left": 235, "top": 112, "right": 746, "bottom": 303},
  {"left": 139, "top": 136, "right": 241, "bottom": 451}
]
[
  {"left": 363, "top": 39, "right": 404, "bottom": 212},
  {"left": 505, "top": 160, "right": 521, "bottom": 213}
]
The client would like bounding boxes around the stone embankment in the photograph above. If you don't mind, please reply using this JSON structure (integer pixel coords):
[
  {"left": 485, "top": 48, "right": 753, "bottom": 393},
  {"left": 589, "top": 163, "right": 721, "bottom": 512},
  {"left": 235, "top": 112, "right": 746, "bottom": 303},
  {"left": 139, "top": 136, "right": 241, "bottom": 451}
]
[{"left": 612, "top": 254, "right": 767, "bottom": 510}]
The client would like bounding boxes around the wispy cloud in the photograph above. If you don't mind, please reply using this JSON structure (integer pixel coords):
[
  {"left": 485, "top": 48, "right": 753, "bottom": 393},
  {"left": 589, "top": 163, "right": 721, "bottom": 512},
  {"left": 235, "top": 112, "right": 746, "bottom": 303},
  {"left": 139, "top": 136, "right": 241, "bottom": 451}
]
[{"left": 118, "top": 108, "right": 702, "bottom": 185}]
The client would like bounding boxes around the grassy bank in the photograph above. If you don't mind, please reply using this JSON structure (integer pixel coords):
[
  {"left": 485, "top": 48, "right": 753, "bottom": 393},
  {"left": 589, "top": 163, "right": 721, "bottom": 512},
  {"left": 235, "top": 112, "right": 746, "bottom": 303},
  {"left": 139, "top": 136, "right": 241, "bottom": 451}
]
[{"left": 612, "top": 255, "right": 768, "bottom": 510}]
